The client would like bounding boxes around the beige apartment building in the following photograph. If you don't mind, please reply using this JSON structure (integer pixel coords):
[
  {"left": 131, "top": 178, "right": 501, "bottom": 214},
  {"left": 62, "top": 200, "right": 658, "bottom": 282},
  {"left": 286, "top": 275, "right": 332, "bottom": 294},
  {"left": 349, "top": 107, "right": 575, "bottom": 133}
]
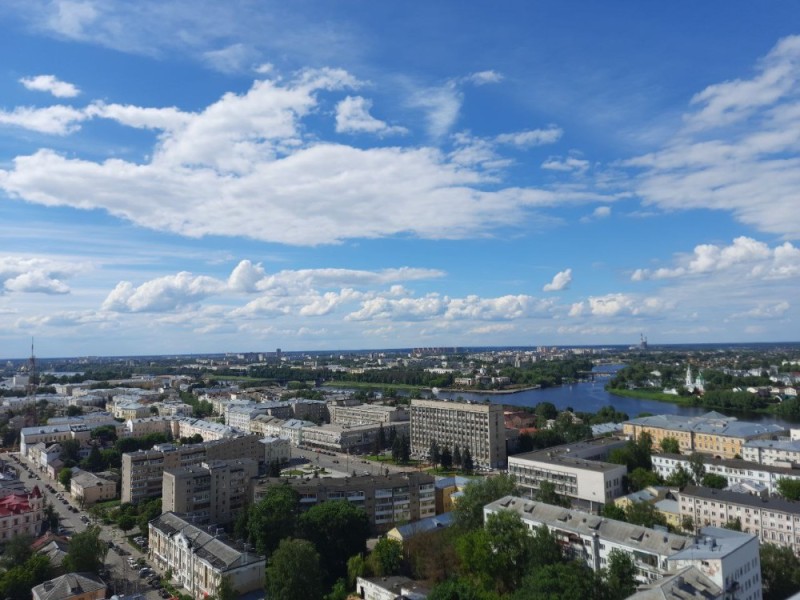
[
  {"left": 121, "top": 435, "right": 263, "bottom": 504},
  {"left": 410, "top": 399, "right": 506, "bottom": 468},
  {"left": 162, "top": 459, "right": 258, "bottom": 525},
  {"left": 69, "top": 470, "right": 117, "bottom": 506},
  {"left": 623, "top": 411, "right": 785, "bottom": 459},
  {"left": 680, "top": 484, "right": 800, "bottom": 553},
  {"left": 149, "top": 512, "right": 265, "bottom": 600},
  {"left": 252, "top": 472, "right": 436, "bottom": 533},
  {"left": 329, "top": 404, "right": 409, "bottom": 426}
]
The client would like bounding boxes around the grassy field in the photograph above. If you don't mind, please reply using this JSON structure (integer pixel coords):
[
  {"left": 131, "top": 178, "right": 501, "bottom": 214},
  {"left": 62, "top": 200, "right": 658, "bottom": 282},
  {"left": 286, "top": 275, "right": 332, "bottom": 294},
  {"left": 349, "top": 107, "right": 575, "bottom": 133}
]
[
  {"left": 606, "top": 387, "right": 695, "bottom": 405},
  {"left": 322, "top": 380, "right": 425, "bottom": 392}
]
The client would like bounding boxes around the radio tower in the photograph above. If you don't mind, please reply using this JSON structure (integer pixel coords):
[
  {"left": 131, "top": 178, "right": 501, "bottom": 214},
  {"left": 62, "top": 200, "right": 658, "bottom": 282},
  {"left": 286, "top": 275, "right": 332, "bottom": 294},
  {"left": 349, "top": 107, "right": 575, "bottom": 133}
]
[{"left": 27, "top": 338, "right": 38, "bottom": 418}]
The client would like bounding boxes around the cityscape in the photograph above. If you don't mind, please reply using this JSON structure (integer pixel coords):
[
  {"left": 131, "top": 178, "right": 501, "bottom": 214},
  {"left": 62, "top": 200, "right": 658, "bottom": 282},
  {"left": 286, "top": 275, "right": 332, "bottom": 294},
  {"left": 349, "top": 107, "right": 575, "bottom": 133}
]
[{"left": 1, "top": 2, "right": 800, "bottom": 600}]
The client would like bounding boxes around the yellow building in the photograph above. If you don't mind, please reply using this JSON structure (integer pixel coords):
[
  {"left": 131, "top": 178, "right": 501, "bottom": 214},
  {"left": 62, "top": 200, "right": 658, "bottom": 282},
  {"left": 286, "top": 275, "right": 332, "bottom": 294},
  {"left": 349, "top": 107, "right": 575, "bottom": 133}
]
[{"left": 623, "top": 411, "right": 785, "bottom": 459}]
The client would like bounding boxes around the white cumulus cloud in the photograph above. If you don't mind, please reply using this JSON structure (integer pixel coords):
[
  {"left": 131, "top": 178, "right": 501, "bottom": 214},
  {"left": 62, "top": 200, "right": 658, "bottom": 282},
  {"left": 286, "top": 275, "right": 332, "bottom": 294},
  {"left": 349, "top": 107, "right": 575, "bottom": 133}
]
[
  {"left": 335, "top": 96, "right": 408, "bottom": 136},
  {"left": 19, "top": 74, "right": 80, "bottom": 98},
  {"left": 543, "top": 268, "right": 572, "bottom": 292}
]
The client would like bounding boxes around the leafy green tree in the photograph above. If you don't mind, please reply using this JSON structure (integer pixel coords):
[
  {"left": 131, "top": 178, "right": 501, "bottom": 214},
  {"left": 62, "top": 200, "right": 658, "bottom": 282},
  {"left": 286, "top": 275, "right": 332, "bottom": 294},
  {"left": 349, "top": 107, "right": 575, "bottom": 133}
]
[
  {"left": 454, "top": 474, "right": 517, "bottom": 530},
  {"left": 723, "top": 517, "right": 742, "bottom": 531},
  {"left": 0, "top": 554, "right": 53, "bottom": 600},
  {"left": 761, "top": 543, "right": 800, "bottom": 600},
  {"left": 58, "top": 466, "right": 72, "bottom": 489},
  {"left": 297, "top": 500, "right": 370, "bottom": 582},
  {"left": 216, "top": 575, "right": 237, "bottom": 600},
  {"left": 659, "top": 437, "right": 680, "bottom": 454},
  {"left": 60, "top": 439, "right": 81, "bottom": 462},
  {"left": 266, "top": 538, "right": 324, "bottom": 600},
  {"left": 513, "top": 561, "right": 597, "bottom": 600},
  {"left": 427, "top": 577, "right": 494, "bottom": 600},
  {"left": 430, "top": 439, "right": 441, "bottom": 467},
  {"left": 247, "top": 485, "right": 299, "bottom": 556},
  {"left": 457, "top": 510, "right": 536, "bottom": 595},
  {"left": 628, "top": 467, "right": 662, "bottom": 491},
  {"left": 777, "top": 478, "right": 800, "bottom": 500},
  {"left": 82, "top": 445, "right": 104, "bottom": 472},
  {"left": 625, "top": 501, "right": 667, "bottom": 529},
  {"left": 462, "top": 449, "right": 474, "bottom": 473},
  {"left": 665, "top": 465, "right": 693, "bottom": 488},
  {"left": 528, "top": 524, "right": 563, "bottom": 568},
  {"left": 681, "top": 515, "right": 695, "bottom": 533},
  {"left": 605, "top": 549, "right": 637, "bottom": 600},
  {"left": 63, "top": 526, "right": 106, "bottom": 574},
  {"left": 325, "top": 578, "right": 349, "bottom": 600},
  {"left": 0, "top": 534, "right": 34, "bottom": 568},
  {"left": 441, "top": 447, "right": 453, "bottom": 470},
  {"left": 688, "top": 452, "right": 706, "bottom": 484},
  {"left": 534, "top": 402, "right": 558, "bottom": 421},
  {"left": 346, "top": 553, "right": 367, "bottom": 588},
  {"left": 536, "top": 481, "right": 569, "bottom": 507},
  {"left": 701, "top": 473, "right": 728, "bottom": 489},
  {"left": 453, "top": 445, "right": 462, "bottom": 468},
  {"left": 602, "top": 503, "right": 626, "bottom": 521},
  {"left": 369, "top": 537, "right": 403, "bottom": 576}
]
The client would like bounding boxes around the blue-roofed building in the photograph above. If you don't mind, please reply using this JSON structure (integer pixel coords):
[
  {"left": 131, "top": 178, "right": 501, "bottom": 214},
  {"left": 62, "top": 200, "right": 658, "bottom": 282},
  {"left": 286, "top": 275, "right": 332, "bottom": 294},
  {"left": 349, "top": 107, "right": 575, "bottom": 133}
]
[{"left": 387, "top": 511, "right": 456, "bottom": 544}]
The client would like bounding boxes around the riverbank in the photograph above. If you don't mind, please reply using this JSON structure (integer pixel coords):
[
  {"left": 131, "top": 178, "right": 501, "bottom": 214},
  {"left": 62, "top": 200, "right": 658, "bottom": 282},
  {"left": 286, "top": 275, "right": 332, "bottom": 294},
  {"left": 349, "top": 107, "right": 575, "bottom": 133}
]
[
  {"left": 322, "top": 381, "right": 425, "bottom": 392},
  {"left": 606, "top": 387, "right": 780, "bottom": 416},
  {"left": 438, "top": 385, "right": 542, "bottom": 395}
]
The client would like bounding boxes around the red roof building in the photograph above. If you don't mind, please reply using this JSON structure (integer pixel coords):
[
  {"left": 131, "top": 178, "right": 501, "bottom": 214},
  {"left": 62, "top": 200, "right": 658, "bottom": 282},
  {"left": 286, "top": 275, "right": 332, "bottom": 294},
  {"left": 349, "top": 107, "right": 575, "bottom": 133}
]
[{"left": 0, "top": 485, "right": 44, "bottom": 541}]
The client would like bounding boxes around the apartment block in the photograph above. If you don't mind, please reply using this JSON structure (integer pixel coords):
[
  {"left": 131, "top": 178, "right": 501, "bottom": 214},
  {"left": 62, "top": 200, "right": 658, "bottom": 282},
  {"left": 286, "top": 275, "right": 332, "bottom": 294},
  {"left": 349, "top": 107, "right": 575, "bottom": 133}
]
[
  {"left": 680, "top": 484, "right": 800, "bottom": 554},
  {"left": 329, "top": 404, "right": 409, "bottom": 427},
  {"left": 410, "top": 399, "right": 506, "bottom": 469},
  {"left": 122, "top": 435, "right": 263, "bottom": 504},
  {"left": 652, "top": 453, "right": 800, "bottom": 495},
  {"left": 742, "top": 438, "right": 800, "bottom": 466},
  {"left": 623, "top": 411, "right": 785, "bottom": 459},
  {"left": 485, "top": 496, "right": 760, "bottom": 599},
  {"left": 252, "top": 472, "right": 436, "bottom": 533},
  {"left": 149, "top": 512, "right": 265, "bottom": 600},
  {"left": 70, "top": 469, "right": 117, "bottom": 506},
  {"left": 163, "top": 459, "right": 258, "bottom": 525},
  {"left": 300, "top": 422, "right": 409, "bottom": 453},
  {"left": 507, "top": 437, "right": 628, "bottom": 508}
]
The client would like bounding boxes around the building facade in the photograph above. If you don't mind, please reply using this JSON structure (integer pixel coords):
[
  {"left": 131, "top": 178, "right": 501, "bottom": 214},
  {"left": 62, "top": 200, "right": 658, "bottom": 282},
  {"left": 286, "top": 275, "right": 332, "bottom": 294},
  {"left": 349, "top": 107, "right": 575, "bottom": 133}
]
[
  {"left": 121, "top": 435, "right": 263, "bottom": 504},
  {"left": 623, "top": 412, "right": 785, "bottom": 459},
  {"left": 70, "top": 470, "right": 117, "bottom": 506},
  {"left": 149, "top": 512, "right": 265, "bottom": 599},
  {"left": 162, "top": 459, "right": 258, "bottom": 525},
  {"left": 0, "top": 485, "right": 44, "bottom": 542},
  {"left": 410, "top": 399, "right": 506, "bottom": 469},
  {"left": 252, "top": 472, "right": 436, "bottom": 533},
  {"left": 508, "top": 438, "right": 628, "bottom": 508}
]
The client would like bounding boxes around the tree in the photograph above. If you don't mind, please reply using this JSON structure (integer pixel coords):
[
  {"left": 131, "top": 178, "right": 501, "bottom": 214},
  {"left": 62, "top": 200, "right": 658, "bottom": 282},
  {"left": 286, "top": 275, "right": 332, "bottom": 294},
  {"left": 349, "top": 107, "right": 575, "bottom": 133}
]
[
  {"left": 513, "top": 561, "right": 597, "bottom": 600},
  {"left": 659, "top": 437, "right": 680, "bottom": 454},
  {"left": 368, "top": 537, "right": 403, "bottom": 576},
  {"left": 761, "top": 543, "right": 800, "bottom": 600},
  {"left": 66, "top": 405, "right": 83, "bottom": 417},
  {"left": 665, "top": 465, "right": 693, "bottom": 488},
  {"left": 723, "top": 517, "right": 742, "bottom": 531},
  {"left": 528, "top": 524, "right": 563, "bottom": 568},
  {"left": 680, "top": 515, "right": 695, "bottom": 533},
  {"left": 603, "top": 503, "right": 626, "bottom": 521},
  {"left": 82, "top": 445, "right": 104, "bottom": 472},
  {"left": 688, "top": 452, "right": 706, "bottom": 484},
  {"left": 430, "top": 439, "right": 441, "bottom": 467},
  {"left": 400, "top": 434, "right": 410, "bottom": 463},
  {"left": 628, "top": 467, "right": 662, "bottom": 491},
  {"left": 297, "top": 500, "right": 370, "bottom": 583},
  {"left": 0, "top": 554, "right": 53, "bottom": 600},
  {"left": 534, "top": 402, "right": 558, "bottom": 421},
  {"left": 457, "top": 510, "right": 536, "bottom": 594},
  {"left": 625, "top": 501, "right": 667, "bottom": 529},
  {"left": 462, "top": 448, "right": 474, "bottom": 474},
  {"left": 440, "top": 447, "right": 453, "bottom": 470},
  {"left": 701, "top": 473, "right": 728, "bottom": 489},
  {"left": 454, "top": 474, "right": 517, "bottom": 530},
  {"left": 605, "top": 549, "right": 637, "bottom": 600},
  {"left": 60, "top": 439, "right": 81, "bottom": 463},
  {"left": 58, "top": 466, "right": 72, "bottom": 489},
  {"left": 216, "top": 575, "right": 237, "bottom": 600},
  {"left": 63, "top": 526, "right": 106, "bottom": 574},
  {"left": 0, "top": 534, "right": 34, "bottom": 569},
  {"left": 266, "top": 538, "right": 324, "bottom": 600},
  {"left": 247, "top": 485, "right": 299, "bottom": 556},
  {"left": 536, "top": 481, "right": 569, "bottom": 507},
  {"left": 428, "top": 577, "right": 493, "bottom": 600},
  {"left": 453, "top": 445, "right": 462, "bottom": 468},
  {"left": 777, "top": 478, "right": 800, "bottom": 501}
]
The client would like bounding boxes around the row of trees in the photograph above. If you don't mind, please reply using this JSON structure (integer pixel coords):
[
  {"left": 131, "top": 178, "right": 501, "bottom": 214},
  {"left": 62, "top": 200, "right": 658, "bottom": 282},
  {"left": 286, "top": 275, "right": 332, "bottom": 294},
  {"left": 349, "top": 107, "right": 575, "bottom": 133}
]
[{"left": 429, "top": 440, "right": 474, "bottom": 473}]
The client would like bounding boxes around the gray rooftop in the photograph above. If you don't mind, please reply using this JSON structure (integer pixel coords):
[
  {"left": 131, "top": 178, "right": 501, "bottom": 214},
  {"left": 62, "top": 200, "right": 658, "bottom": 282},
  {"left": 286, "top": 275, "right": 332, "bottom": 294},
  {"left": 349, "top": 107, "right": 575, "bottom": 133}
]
[
  {"left": 485, "top": 495, "right": 692, "bottom": 557},
  {"left": 33, "top": 573, "right": 106, "bottom": 600},
  {"left": 626, "top": 412, "right": 786, "bottom": 438},
  {"left": 150, "top": 512, "right": 265, "bottom": 571},
  {"left": 667, "top": 526, "right": 756, "bottom": 561},
  {"left": 627, "top": 566, "right": 722, "bottom": 600},
  {"left": 681, "top": 484, "right": 800, "bottom": 515}
]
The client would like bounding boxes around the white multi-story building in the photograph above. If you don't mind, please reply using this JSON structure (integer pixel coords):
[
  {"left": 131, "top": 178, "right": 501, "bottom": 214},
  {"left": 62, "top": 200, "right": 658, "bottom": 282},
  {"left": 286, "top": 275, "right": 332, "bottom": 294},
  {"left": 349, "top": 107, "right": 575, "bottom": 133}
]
[
  {"left": 652, "top": 453, "right": 800, "bottom": 495},
  {"left": 742, "top": 438, "right": 800, "bottom": 466},
  {"left": 680, "top": 484, "right": 800, "bottom": 555},
  {"left": 410, "top": 399, "right": 506, "bottom": 469},
  {"left": 329, "top": 404, "right": 409, "bottom": 427},
  {"left": 507, "top": 438, "right": 627, "bottom": 508},
  {"left": 149, "top": 512, "right": 265, "bottom": 599},
  {"left": 485, "top": 495, "right": 760, "bottom": 599}
]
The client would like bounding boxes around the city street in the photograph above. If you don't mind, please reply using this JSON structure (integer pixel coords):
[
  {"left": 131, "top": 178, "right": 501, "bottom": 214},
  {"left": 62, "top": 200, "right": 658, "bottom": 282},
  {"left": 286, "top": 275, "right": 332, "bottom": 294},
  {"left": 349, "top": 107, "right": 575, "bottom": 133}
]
[
  {"left": 4, "top": 453, "right": 161, "bottom": 600},
  {"left": 290, "top": 446, "right": 420, "bottom": 477}
]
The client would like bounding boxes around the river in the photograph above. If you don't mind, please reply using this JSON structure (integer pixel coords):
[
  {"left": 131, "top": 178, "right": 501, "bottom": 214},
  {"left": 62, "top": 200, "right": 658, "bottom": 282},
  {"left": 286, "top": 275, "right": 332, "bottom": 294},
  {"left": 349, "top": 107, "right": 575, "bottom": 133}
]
[{"left": 435, "top": 364, "right": 796, "bottom": 429}]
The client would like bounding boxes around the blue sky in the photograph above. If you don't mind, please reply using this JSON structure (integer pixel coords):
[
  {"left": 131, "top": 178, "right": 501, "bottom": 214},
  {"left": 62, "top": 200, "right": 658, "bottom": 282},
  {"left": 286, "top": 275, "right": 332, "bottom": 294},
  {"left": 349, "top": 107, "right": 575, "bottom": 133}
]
[{"left": 0, "top": 1, "right": 799, "bottom": 358}]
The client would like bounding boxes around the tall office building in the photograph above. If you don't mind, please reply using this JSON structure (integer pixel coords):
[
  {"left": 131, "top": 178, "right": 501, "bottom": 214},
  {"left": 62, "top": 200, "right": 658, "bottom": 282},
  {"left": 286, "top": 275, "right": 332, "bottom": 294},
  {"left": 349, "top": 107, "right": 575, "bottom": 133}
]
[{"left": 410, "top": 399, "right": 506, "bottom": 469}]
